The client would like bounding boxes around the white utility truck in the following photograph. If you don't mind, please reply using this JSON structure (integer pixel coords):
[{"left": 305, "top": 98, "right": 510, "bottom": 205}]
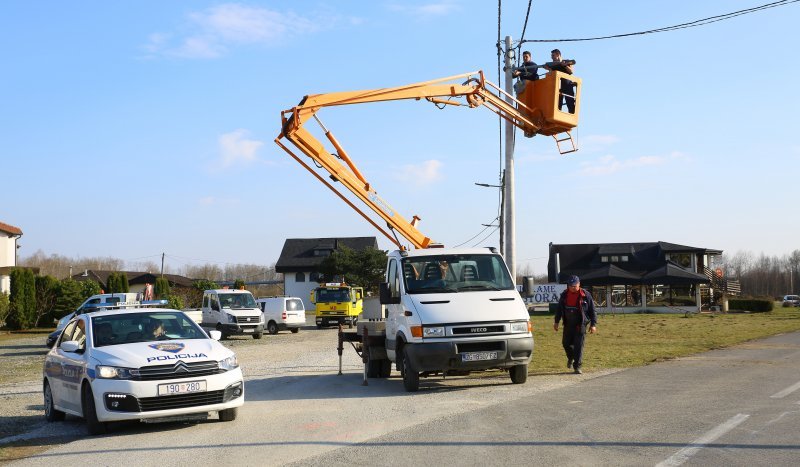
[
  {"left": 275, "top": 72, "right": 548, "bottom": 391},
  {"left": 200, "top": 289, "right": 264, "bottom": 339}
]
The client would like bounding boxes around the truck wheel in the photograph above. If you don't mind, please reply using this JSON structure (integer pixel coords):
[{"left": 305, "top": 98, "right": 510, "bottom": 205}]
[
  {"left": 379, "top": 358, "right": 392, "bottom": 378},
  {"left": 290, "top": 328, "right": 299, "bottom": 334},
  {"left": 252, "top": 332, "right": 263, "bottom": 339},
  {"left": 510, "top": 364, "right": 528, "bottom": 384},
  {"left": 219, "top": 407, "right": 238, "bottom": 422},
  {"left": 44, "top": 381, "right": 65, "bottom": 422},
  {"left": 367, "top": 356, "right": 380, "bottom": 378},
  {"left": 82, "top": 384, "right": 107, "bottom": 435},
  {"left": 216, "top": 324, "right": 228, "bottom": 340},
  {"left": 267, "top": 321, "right": 279, "bottom": 335},
  {"left": 401, "top": 347, "right": 420, "bottom": 392}
]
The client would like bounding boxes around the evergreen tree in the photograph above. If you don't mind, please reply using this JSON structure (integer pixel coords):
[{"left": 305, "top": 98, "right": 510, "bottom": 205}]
[
  {"left": 8, "top": 268, "right": 36, "bottom": 330},
  {"left": 154, "top": 277, "right": 171, "bottom": 299},
  {"left": 233, "top": 279, "right": 246, "bottom": 290},
  {"left": 78, "top": 280, "right": 102, "bottom": 299},
  {"left": 54, "top": 278, "right": 83, "bottom": 319},
  {"left": 0, "top": 293, "right": 9, "bottom": 328},
  {"left": 120, "top": 273, "right": 130, "bottom": 292},
  {"left": 318, "top": 246, "right": 387, "bottom": 293}
]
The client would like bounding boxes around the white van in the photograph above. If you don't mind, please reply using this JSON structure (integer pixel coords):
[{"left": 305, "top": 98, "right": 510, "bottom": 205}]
[{"left": 256, "top": 296, "right": 306, "bottom": 334}]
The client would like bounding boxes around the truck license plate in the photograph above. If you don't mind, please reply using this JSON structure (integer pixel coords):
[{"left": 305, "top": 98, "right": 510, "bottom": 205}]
[
  {"left": 158, "top": 380, "right": 207, "bottom": 396},
  {"left": 462, "top": 351, "right": 498, "bottom": 362}
]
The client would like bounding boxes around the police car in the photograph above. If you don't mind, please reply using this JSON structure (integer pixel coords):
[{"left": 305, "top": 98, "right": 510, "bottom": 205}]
[{"left": 43, "top": 303, "right": 244, "bottom": 435}]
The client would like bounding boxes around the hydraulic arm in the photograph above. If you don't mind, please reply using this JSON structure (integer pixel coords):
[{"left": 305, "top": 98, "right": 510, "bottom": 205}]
[{"left": 275, "top": 70, "right": 573, "bottom": 250}]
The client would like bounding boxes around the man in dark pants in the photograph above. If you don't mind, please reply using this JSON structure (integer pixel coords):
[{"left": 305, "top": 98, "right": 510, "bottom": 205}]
[
  {"left": 544, "top": 48, "right": 576, "bottom": 113},
  {"left": 554, "top": 275, "right": 597, "bottom": 374}
]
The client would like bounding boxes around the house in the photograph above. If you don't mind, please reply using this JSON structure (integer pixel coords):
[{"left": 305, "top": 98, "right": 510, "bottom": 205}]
[
  {"left": 547, "top": 241, "right": 735, "bottom": 312},
  {"left": 275, "top": 237, "right": 378, "bottom": 311},
  {"left": 0, "top": 221, "right": 23, "bottom": 295},
  {"left": 72, "top": 270, "right": 195, "bottom": 294}
]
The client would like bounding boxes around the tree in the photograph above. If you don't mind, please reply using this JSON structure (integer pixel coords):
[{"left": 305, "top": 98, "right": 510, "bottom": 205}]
[
  {"left": 8, "top": 268, "right": 36, "bottom": 330},
  {"left": 233, "top": 279, "right": 246, "bottom": 290},
  {"left": 154, "top": 277, "right": 171, "bottom": 299},
  {"left": 34, "top": 275, "right": 59, "bottom": 327},
  {"left": 318, "top": 246, "right": 387, "bottom": 293},
  {"left": 0, "top": 293, "right": 9, "bottom": 328},
  {"left": 120, "top": 273, "right": 130, "bottom": 292},
  {"left": 78, "top": 280, "right": 102, "bottom": 299},
  {"left": 107, "top": 272, "right": 129, "bottom": 293},
  {"left": 54, "top": 278, "right": 83, "bottom": 320}
]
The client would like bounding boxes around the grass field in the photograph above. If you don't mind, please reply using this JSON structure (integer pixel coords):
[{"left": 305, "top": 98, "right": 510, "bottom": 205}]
[{"left": 530, "top": 307, "right": 800, "bottom": 374}]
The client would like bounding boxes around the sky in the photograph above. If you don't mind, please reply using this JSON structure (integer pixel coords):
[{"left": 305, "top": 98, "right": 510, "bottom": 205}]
[{"left": 2, "top": 0, "right": 799, "bottom": 278}]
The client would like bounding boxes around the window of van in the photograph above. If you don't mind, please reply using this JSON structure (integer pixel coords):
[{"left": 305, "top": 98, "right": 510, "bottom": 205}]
[{"left": 286, "top": 299, "right": 304, "bottom": 311}]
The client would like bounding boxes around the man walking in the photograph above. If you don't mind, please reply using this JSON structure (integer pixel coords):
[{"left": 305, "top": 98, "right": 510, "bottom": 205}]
[{"left": 554, "top": 275, "right": 597, "bottom": 374}]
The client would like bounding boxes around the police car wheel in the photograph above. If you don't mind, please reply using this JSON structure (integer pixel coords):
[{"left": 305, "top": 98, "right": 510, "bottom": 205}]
[
  {"left": 510, "top": 364, "right": 528, "bottom": 384},
  {"left": 82, "top": 384, "right": 107, "bottom": 435},
  {"left": 44, "top": 381, "right": 65, "bottom": 422},
  {"left": 267, "top": 321, "right": 279, "bottom": 335},
  {"left": 219, "top": 407, "right": 238, "bottom": 422}
]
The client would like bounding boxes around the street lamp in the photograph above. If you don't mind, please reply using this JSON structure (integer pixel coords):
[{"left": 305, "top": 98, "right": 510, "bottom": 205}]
[{"left": 474, "top": 170, "right": 505, "bottom": 256}]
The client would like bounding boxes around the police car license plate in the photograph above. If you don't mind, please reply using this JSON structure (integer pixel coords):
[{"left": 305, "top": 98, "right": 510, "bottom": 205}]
[
  {"left": 158, "top": 380, "right": 207, "bottom": 396},
  {"left": 462, "top": 351, "right": 497, "bottom": 362}
]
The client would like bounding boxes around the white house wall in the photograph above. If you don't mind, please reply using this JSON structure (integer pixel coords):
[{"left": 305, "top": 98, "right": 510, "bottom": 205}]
[
  {"left": 0, "top": 233, "right": 16, "bottom": 294},
  {"left": 284, "top": 272, "right": 318, "bottom": 311}
]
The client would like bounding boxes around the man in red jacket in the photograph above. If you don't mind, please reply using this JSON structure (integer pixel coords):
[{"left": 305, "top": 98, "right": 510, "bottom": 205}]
[{"left": 554, "top": 275, "right": 597, "bottom": 374}]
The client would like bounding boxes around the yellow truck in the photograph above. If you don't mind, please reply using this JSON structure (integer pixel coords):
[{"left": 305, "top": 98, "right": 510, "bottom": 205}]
[{"left": 311, "top": 283, "right": 363, "bottom": 328}]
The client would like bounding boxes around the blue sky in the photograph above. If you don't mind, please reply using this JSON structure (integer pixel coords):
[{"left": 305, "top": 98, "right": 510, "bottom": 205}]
[{"left": 2, "top": 1, "right": 798, "bottom": 277}]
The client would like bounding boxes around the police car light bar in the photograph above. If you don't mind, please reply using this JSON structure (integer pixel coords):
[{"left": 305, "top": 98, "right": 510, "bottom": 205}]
[{"left": 83, "top": 300, "right": 169, "bottom": 311}]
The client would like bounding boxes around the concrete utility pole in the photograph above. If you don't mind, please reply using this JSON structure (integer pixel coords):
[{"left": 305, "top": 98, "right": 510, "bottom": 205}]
[{"left": 503, "top": 35, "right": 517, "bottom": 282}]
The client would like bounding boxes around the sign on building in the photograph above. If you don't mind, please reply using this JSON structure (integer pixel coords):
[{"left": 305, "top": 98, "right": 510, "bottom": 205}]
[{"left": 529, "top": 283, "right": 566, "bottom": 304}]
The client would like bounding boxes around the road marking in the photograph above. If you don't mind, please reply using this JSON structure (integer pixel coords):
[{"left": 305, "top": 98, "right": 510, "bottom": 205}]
[
  {"left": 770, "top": 380, "right": 800, "bottom": 399},
  {"left": 656, "top": 413, "right": 750, "bottom": 467}
]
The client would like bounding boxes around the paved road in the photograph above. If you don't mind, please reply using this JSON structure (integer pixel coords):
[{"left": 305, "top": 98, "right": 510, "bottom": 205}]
[
  {"left": 10, "top": 331, "right": 800, "bottom": 466},
  {"left": 299, "top": 331, "right": 800, "bottom": 466}
]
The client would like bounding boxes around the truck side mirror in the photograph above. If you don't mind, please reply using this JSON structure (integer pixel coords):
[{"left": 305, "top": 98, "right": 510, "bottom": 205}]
[
  {"left": 379, "top": 282, "right": 400, "bottom": 305},
  {"left": 522, "top": 276, "right": 535, "bottom": 297}
]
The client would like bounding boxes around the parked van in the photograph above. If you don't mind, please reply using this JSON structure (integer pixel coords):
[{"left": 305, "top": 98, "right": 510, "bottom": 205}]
[{"left": 256, "top": 296, "right": 306, "bottom": 334}]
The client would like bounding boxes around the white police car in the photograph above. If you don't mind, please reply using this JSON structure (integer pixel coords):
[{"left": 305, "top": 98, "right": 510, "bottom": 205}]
[{"left": 43, "top": 305, "right": 244, "bottom": 435}]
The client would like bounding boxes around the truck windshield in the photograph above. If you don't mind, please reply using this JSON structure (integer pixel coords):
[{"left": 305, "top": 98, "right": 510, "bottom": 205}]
[
  {"left": 401, "top": 254, "right": 515, "bottom": 294},
  {"left": 316, "top": 289, "right": 352, "bottom": 303},
  {"left": 218, "top": 293, "right": 257, "bottom": 309}
]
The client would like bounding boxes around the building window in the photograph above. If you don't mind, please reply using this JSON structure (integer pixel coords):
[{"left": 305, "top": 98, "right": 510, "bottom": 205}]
[
  {"left": 590, "top": 286, "right": 606, "bottom": 306},
  {"left": 611, "top": 256, "right": 619, "bottom": 262},
  {"left": 621, "top": 255, "right": 629, "bottom": 262},
  {"left": 295, "top": 272, "right": 305, "bottom": 283},
  {"left": 310, "top": 272, "right": 321, "bottom": 283},
  {"left": 601, "top": 256, "right": 608, "bottom": 263}
]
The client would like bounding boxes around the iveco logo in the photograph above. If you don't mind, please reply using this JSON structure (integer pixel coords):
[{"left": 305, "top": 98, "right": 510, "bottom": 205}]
[{"left": 470, "top": 327, "right": 487, "bottom": 333}]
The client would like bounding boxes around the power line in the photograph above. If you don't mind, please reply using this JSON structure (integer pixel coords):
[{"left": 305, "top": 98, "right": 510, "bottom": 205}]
[
  {"left": 521, "top": 0, "right": 798, "bottom": 43},
  {"left": 518, "top": 0, "right": 534, "bottom": 47}
]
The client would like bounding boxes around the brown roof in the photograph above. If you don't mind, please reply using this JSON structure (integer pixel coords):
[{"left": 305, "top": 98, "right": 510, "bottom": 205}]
[
  {"left": 72, "top": 270, "right": 195, "bottom": 288},
  {"left": 0, "top": 221, "right": 22, "bottom": 236}
]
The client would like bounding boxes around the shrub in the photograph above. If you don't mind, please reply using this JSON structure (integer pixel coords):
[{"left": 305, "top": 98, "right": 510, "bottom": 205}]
[
  {"left": 0, "top": 293, "right": 9, "bottom": 328},
  {"left": 8, "top": 268, "right": 36, "bottom": 329},
  {"left": 728, "top": 298, "right": 773, "bottom": 313}
]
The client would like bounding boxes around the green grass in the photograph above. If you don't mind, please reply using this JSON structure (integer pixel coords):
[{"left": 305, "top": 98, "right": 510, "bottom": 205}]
[{"left": 529, "top": 307, "right": 800, "bottom": 374}]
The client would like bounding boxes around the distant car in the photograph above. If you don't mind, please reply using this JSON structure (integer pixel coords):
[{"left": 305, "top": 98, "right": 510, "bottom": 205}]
[
  {"left": 782, "top": 295, "right": 800, "bottom": 307},
  {"left": 43, "top": 306, "right": 244, "bottom": 435}
]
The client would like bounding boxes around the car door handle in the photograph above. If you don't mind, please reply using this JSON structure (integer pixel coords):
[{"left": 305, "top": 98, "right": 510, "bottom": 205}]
[{"left": 404, "top": 311, "right": 413, "bottom": 316}]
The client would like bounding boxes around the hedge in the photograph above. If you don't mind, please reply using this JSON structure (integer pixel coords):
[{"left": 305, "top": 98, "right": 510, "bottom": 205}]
[{"left": 728, "top": 298, "right": 773, "bottom": 313}]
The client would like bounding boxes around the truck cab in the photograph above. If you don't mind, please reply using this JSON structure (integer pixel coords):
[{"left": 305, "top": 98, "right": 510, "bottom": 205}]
[
  {"left": 311, "top": 283, "right": 363, "bottom": 328},
  {"left": 200, "top": 289, "right": 264, "bottom": 339},
  {"left": 380, "top": 247, "right": 533, "bottom": 391}
]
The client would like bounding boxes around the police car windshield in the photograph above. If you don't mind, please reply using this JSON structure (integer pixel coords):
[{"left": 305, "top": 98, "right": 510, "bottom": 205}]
[
  {"left": 91, "top": 311, "right": 207, "bottom": 347},
  {"left": 402, "top": 254, "right": 515, "bottom": 294},
  {"left": 218, "top": 293, "right": 257, "bottom": 309}
]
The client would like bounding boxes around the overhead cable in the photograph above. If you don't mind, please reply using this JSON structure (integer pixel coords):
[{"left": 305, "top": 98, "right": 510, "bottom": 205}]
[{"left": 521, "top": 0, "right": 798, "bottom": 43}]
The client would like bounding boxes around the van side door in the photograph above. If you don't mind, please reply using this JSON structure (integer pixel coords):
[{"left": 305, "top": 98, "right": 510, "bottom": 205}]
[{"left": 384, "top": 258, "right": 403, "bottom": 361}]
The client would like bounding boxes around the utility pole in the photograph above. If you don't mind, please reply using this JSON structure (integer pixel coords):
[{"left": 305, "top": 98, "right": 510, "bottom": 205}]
[
  {"left": 161, "top": 252, "right": 165, "bottom": 277},
  {"left": 503, "top": 35, "right": 517, "bottom": 282}
]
